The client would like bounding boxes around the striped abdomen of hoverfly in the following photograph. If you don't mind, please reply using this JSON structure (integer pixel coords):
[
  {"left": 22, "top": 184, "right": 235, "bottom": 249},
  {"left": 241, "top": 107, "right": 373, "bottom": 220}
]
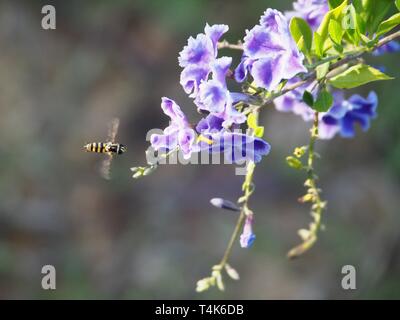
[{"left": 84, "top": 142, "right": 126, "bottom": 155}]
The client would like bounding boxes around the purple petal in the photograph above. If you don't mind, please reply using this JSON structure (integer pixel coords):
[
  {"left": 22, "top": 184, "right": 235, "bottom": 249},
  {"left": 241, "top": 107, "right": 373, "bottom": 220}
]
[
  {"left": 204, "top": 23, "right": 229, "bottom": 55},
  {"left": 196, "top": 114, "right": 224, "bottom": 133},
  {"left": 161, "top": 97, "right": 188, "bottom": 126},
  {"left": 180, "top": 65, "right": 210, "bottom": 97},
  {"left": 198, "top": 79, "right": 228, "bottom": 114},
  {"left": 340, "top": 112, "right": 370, "bottom": 138},
  {"left": 348, "top": 91, "right": 378, "bottom": 118},
  {"left": 234, "top": 56, "right": 254, "bottom": 83},
  {"left": 150, "top": 128, "right": 179, "bottom": 152},
  {"left": 178, "top": 34, "right": 214, "bottom": 68},
  {"left": 251, "top": 56, "right": 284, "bottom": 91},
  {"left": 243, "top": 25, "right": 284, "bottom": 59},
  {"left": 287, "top": 0, "right": 329, "bottom": 31},
  {"left": 210, "top": 56, "right": 232, "bottom": 85},
  {"left": 372, "top": 41, "right": 400, "bottom": 56},
  {"left": 178, "top": 128, "right": 198, "bottom": 158},
  {"left": 259, "top": 8, "right": 287, "bottom": 33},
  {"left": 281, "top": 50, "right": 307, "bottom": 79},
  {"left": 319, "top": 117, "right": 339, "bottom": 140},
  {"left": 221, "top": 132, "right": 271, "bottom": 164}
]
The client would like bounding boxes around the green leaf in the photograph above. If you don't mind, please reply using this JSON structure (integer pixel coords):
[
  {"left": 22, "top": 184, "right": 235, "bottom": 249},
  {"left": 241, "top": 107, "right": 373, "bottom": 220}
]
[
  {"left": 316, "top": 62, "right": 330, "bottom": 80},
  {"left": 315, "top": 0, "right": 348, "bottom": 56},
  {"left": 254, "top": 126, "right": 264, "bottom": 138},
  {"left": 343, "top": 4, "right": 361, "bottom": 45},
  {"left": 247, "top": 113, "right": 257, "bottom": 129},
  {"left": 396, "top": 0, "right": 400, "bottom": 11},
  {"left": 313, "top": 89, "right": 333, "bottom": 112},
  {"left": 302, "top": 91, "right": 314, "bottom": 107},
  {"left": 290, "top": 17, "right": 313, "bottom": 52},
  {"left": 247, "top": 113, "right": 264, "bottom": 138},
  {"left": 328, "top": 0, "right": 344, "bottom": 9},
  {"left": 356, "top": 0, "right": 393, "bottom": 34},
  {"left": 376, "top": 13, "right": 400, "bottom": 37},
  {"left": 313, "top": 32, "right": 323, "bottom": 57},
  {"left": 329, "top": 19, "right": 344, "bottom": 44},
  {"left": 328, "top": 64, "right": 393, "bottom": 89}
]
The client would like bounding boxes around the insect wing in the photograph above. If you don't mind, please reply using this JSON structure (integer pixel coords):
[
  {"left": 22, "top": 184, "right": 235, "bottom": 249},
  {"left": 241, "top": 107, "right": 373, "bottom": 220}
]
[
  {"left": 107, "top": 118, "right": 120, "bottom": 143},
  {"left": 100, "top": 153, "right": 113, "bottom": 180}
]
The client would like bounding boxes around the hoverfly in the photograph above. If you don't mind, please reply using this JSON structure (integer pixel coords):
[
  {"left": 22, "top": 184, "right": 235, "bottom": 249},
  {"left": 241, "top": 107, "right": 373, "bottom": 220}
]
[{"left": 83, "top": 118, "right": 127, "bottom": 180}]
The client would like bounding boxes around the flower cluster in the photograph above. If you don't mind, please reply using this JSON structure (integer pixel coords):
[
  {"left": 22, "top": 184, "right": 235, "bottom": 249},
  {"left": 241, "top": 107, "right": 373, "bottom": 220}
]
[
  {"left": 150, "top": 24, "right": 271, "bottom": 164},
  {"left": 235, "top": 9, "right": 307, "bottom": 91},
  {"left": 140, "top": 0, "right": 400, "bottom": 293}
]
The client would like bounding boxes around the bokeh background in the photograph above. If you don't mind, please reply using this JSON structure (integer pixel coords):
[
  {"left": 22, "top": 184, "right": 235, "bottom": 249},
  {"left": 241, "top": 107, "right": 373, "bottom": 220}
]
[{"left": 0, "top": 0, "right": 399, "bottom": 299}]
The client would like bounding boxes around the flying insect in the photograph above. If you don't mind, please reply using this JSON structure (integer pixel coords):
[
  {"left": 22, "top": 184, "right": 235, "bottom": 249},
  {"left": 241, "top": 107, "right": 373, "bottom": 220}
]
[{"left": 84, "top": 118, "right": 127, "bottom": 179}]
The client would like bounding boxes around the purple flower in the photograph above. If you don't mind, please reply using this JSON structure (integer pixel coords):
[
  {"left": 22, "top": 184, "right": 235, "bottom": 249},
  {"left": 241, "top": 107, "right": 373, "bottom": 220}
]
[
  {"left": 235, "top": 9, "right": 307, "bottom": 91},
  {"left": 179, "top": 24, "right": 229, "bottom": 98},
  {"left": 321, "top": 91, "right": 378, "bottom": 138},
  {"left": 196, "top": 114, "right": 271, "bottom": 164},
  {"left": 240, "top": 215, "right": 256, "bottom": 248},
  {"left": 372, "top": 41, "right": 400, "bottom": 56},
  {"left": 273, "top": 78, "right": 378, "bottom": 139},
  {"left": 150, "top": 97, "right": 199, "bottom": 159},
  {"left": 196, "top": 57, "right": 246, "bottom": 127},
  {"left": 274, "top": 78, "right": 316, "bottom": 121},
  {"left": 285, "top": 0, "right": 329, "bottom": 31}
]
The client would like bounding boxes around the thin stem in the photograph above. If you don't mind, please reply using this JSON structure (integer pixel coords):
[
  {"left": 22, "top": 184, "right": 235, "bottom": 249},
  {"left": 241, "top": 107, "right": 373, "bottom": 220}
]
[
  {"left": 217, "top": 40, "right": 243, "bottom": 51},
  {"left": 287, "top": 113, "right": 325, "bottom": 259},
  {"left": 217, "top": 160, "right": 255, "bottom": 269},
  {"left": 219, "top": 210, "right": 246, "bottom": 268}
]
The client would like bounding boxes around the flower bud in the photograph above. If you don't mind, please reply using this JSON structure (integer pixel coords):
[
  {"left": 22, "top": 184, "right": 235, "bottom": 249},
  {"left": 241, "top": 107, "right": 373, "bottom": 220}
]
[{"left": 210, "top": 198, "right": 240, "bottom": 212}]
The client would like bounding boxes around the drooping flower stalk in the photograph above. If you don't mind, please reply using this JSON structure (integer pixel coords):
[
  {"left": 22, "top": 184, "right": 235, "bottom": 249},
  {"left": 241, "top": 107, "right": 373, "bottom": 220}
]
[
  {"left": 196, "top": 112, "right": 260, "bottom": 292},
  {"left": 287, "top": 112, "right": 326, "bottom": 259}
]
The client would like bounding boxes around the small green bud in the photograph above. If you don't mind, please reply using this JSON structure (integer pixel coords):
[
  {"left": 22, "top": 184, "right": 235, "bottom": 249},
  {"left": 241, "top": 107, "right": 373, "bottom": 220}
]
[
  {"left": 132, "top": 171, "right": 143, "bottom": 179},
  {"left": 225, "top": 264, "right": 240, "bottom": 280},
  {"left": 294, "top": 146, "right": 307, "bottom": 158},
  {"left": 212, "top": 270, "right": 225, "bottom": 291},
  {"left": 196, "top": 278, "right": 211, "bottom": 292},
  {"left": 286, "top": 156, "right": 303, "bottom": 170},
  {"left": 143, "top": 165, "right": 157, "bottom": 176},
  {"left": 210, "top": 198, "right": 241, "bottom": 212},
  {"left": 298, "top": 229, "right": 311, "bottom": 241}
]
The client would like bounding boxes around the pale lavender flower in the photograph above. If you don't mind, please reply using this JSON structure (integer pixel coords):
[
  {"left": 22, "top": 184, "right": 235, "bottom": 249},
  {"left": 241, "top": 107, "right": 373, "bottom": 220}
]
[
  {"left": 179, "top": 24, "right": 229, "bottom": 98},
  {"left": 150, "top": 97, "right": 199, "bottom": 159},
  {"left": 285, "top": 0, "right": 329, "bottom": 31},
  {"left": 274, "top": 78, "right": 316, "bottom": 121},
  {"left": 197, "top": 57, "right": 246, "bottom": 127},
  {"left": 235, "top": 9, "right": 307, "bottom": 91}
]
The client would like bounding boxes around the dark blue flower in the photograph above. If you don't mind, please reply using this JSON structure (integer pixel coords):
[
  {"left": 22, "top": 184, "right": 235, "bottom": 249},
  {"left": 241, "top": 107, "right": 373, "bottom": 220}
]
[
  {"left": 196, "top": 115, "right": 271, "bottom": 164},
  {"left": 321, "top": 91, "right": 378, "bottom": 138},
  {"left": 372, "top": 41, "right": 400, "bottom": 56},
  {"left": 240, "top": 215, "right": 256, "bottom": 248}
]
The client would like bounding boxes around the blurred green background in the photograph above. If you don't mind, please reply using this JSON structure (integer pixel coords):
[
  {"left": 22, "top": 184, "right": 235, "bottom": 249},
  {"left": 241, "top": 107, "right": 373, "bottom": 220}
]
[{"left": 0, "top": 0, "right": 399, "bottom": 299}]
